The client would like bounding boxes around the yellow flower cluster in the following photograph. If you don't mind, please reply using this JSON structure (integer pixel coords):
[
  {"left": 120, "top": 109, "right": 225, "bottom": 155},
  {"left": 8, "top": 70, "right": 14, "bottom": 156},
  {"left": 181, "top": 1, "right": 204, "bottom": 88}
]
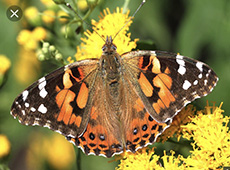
[
  {"left": 0, "top": 134, "right": 11, "bottom": 158},
  {"left": 17, "top": 27, "right": 47, "bottom": 50},
  {"left": 117, "top": 103, "right": 230, "bottom": 169},
  {"left": 26, "top": 133, "right": 75, "bottom": 170},
  {"left": 182, "top": 102, "right": 230, "bottom": 169},
  {"left": 74, "top": 7, "right": 139, "bottom": 61}
]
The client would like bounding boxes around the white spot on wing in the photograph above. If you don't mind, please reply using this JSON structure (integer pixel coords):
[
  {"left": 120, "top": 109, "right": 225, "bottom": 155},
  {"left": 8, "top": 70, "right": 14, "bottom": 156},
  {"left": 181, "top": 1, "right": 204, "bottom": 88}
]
[
  {"left": 25, "top": 102, "right": 29, "bottom": 108},
  {"left": 39, "top": 88, "right": 48, "bottom": 98},
  {"left": 22, "top": 90, "right": 29, "bottom": 101},
  {"left": 196, "top": 62, "right": 203, "bottom": 72},
  {"left": 204, "top": 79, "right": 208, "bottom": 85},
  {"left": 198, "top": 73, "right": 202, "bottom": 79},
  {"left": 38, "top": 78, "right": 48, "bottom": 98},
  {"left": 178, "top": 65, "right": 186, "bottom": 75},
  {"left": 176, "top": 55, "right": 185, "bottom": 66},
  {"left": 22, "top": 110, "right": 25, "bottom": 116},
  {"left": 31, "top": 107, "right": 36, "bottom": 112},
  {"left": 38, "top": 104, "right": 47, "bottom": 114},
  {"left": 193, "top": 80, "right": 198, "bottom": 85},
  {"left": 183, "top": 80, "right": 191, "bottom": 90}
]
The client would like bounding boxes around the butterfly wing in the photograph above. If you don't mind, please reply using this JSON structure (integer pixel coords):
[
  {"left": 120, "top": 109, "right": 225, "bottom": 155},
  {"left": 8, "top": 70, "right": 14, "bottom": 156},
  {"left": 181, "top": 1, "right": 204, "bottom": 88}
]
[
  {"left": 120, "top": 50, "right": 218, "bottom": 152},
  {"left": 11, "top": 59, "right": 99, "bottom": 137}
]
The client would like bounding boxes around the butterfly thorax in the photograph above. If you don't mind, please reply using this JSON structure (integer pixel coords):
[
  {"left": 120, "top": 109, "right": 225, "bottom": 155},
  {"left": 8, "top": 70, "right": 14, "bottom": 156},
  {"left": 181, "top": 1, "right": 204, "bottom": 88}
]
[
  {"left": 99, "top": 36, "right": 124, "bottom": 110},
  {"left": 100, "top": 36, "right": 122, "bottom": 83}
]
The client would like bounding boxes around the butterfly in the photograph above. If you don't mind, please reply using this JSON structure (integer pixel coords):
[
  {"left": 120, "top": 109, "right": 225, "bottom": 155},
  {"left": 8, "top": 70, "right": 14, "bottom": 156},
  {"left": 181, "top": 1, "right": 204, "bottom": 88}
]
[{"left": 11, "top": 35, "right": 218, "bottom": 158}]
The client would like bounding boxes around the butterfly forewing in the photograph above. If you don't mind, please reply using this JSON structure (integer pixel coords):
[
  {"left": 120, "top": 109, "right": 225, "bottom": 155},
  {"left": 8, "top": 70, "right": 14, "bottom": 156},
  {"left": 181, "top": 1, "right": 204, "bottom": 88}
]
[
  {"left": 11, "top": 59, "right": 99, "bottom": 137},
  {"left": 122, "top": 50, "right": 218, "bottom": 123}
]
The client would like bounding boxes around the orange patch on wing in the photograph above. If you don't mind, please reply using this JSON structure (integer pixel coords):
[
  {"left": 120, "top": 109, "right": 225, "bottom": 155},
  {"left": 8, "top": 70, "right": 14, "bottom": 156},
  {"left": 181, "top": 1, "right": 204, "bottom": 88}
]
[
  {"left": 152, "top": 57, "right": 161, "bottom": 73},
  {"left": 164, "top": 67, "right": 171, "bottom": 74},
  {"left": 152, "top": 99, "right": 165, "bottom": 114},
  {"left": 75, "top": 115, "right": 82, "bottom": 127},
  {"left": 63, "top": 70, "right": 73, "bottom": 88},
  {"left": 76, "top": 82, "right": 88, "bottom": 109},
  {"left": 56, "top": 90, "right": 75, "bottom": 124},
  {"left": 55, "top": 85, "right": 61, "bottom": 92},
  {"left": 69, "top": 114, "right": 76, "bottom": 125},
  {"left": 138, "top": 72, "right": 153, "bottom": 97},
  {"left": 133, "top": 98, "right": 145, "bottom": 112},
  {"left": 153, "top": 74, "right": 175, "bottom": 108}
]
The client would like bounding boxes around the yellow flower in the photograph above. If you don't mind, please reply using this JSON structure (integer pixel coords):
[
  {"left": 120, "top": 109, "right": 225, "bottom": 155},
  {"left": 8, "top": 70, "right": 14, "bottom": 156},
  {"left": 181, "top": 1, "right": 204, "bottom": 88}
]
[
  {"left": 182, "top": 102, "right": 230, "bottom": 169},
  {"left": 0, "top": 55, "right": 11, "bottom": 75},
  {"left": 160, "top": 151, "right": 187, "bottom": 170},
  {"left": 14, "top": 47, "right": 40, "bottom": 85},
  {"left": 77, "top": 0, "right": 88, "bottom": 11},
  {"left": 32, "top": 27, "right": 47, "bottom": 41},
  {"left": 17, "top": 27, "right": 47, "bottom": 50},
  {"left": 116, "top": 148, "right": 160, "bottom": 170},
  {"left": 24, "top": 6, "right": 41, "bottom": 26},
  {"left": 26, "top": 133, "right": 75, "bottom": 170},
  {"left": 46, "top": 134, "right": 75, "bottom": 170},
  {"left": 57, "top": 10, "right": 69, "bottom": 23},
  {"left": 0, "top": 134, "right": 11, "bottom": 158},
  {"left": 42, "top": 10, "right": 56, "bottom": 24},
  {"left": 74, "top": 7, "right": 139, "bottom": 61}
]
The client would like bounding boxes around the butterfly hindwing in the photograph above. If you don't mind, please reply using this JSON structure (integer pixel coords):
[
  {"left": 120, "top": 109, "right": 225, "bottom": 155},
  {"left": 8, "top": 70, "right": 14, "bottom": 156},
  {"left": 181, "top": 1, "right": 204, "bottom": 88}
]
[{"left": 11, "top": 59, "right": 99, "bottom": 137}]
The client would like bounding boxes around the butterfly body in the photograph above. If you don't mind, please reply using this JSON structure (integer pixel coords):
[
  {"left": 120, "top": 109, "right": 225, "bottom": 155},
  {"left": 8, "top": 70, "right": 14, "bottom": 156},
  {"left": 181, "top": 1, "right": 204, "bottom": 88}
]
[{"left": 11, "top": 36, "right": 218, "bottom": 157}]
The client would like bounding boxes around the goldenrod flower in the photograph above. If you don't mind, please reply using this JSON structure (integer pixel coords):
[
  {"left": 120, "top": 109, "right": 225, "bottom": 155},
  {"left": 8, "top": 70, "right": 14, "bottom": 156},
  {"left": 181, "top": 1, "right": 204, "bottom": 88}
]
[
  {"left": 26, "top": 133, "right": 75, "bottom": 170},
  {"left": 0, "top": 134, "right": 11, "bottom": 158},
  {"left": 182, "top": 102, "right": 230, "bottom": 169},
  {"left": 24, "top": 6, "right": 41, "bottom": 26},
  {"left": 32, "top": 27, "right": 47, "bottom": 41},
  {"left": 17, "top": 27, "right": 47, "bottom": 50},
  {"left": 116, "top": 148, "right": 160, "bottom": 170},
  {"left": 14, "top": 47, "right": 40, "bottom": 85},
  {"left": 57, "top": 10, "right": 69, "bottom": 23},
  {"left": 46, "top": 134, "right": 75, "bottom": 170},
  {"left": 160, "top": 151, "right": 186, "bottom": 170},
  {"left": 0, "top": 55, "right": 11, "bottom": 75},
  {"left": 75, "top": 7, "right": 139, "bottom": 61},
  {"left": 42, "top": 10, "right": 56, "bottom": 24}
]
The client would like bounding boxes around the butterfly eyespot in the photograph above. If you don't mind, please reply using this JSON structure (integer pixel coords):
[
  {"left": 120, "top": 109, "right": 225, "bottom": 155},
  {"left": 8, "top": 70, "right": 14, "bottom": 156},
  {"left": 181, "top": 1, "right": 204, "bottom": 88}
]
[
  {"left": 142, "top": 124, "right": 148, "bottom": 131},
  {"left": 89, "top": 132, "right": 95, "bottom": 140},
  {"left": 99, "top": 134, "right": 105, "bottom": 141},
  {"left": 133, "top": 128, "right": 138, "bottom": 135}
]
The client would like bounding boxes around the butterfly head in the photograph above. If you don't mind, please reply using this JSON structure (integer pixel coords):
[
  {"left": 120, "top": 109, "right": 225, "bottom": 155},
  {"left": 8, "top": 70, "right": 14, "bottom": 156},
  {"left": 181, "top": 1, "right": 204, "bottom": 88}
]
[
  {"left": 100, "top": 36, "right": 121, "bottom": 80},
  {"left": 101, "top": 36, "right": 117, "bottom": 55}
]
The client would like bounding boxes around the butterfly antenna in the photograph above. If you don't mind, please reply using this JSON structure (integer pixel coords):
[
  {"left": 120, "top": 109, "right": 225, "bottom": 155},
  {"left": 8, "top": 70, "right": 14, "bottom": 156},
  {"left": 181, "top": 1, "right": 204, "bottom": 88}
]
[
  {"left": 112, "top": 0, "right": 146, "bottom": 41},
  {"left": 66, "top": 3, "right": 106, "bottom": 42}
]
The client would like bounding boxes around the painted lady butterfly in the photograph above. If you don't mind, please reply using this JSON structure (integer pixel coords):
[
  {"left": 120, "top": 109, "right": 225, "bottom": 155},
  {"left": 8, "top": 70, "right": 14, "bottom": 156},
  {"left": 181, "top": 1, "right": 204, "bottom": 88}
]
[
  {"left": 11, "top": 35, "right": 218, "bottom": 157},
  {"left": 11, "top": 2, "right": 218, "bottom": 158}
]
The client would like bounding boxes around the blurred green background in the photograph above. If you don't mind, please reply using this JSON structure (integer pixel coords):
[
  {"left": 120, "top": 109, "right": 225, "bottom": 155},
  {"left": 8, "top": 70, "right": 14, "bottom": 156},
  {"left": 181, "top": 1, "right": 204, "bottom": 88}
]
[{"left": 0, "top": 0, "right": 229, "bottom": 170}]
